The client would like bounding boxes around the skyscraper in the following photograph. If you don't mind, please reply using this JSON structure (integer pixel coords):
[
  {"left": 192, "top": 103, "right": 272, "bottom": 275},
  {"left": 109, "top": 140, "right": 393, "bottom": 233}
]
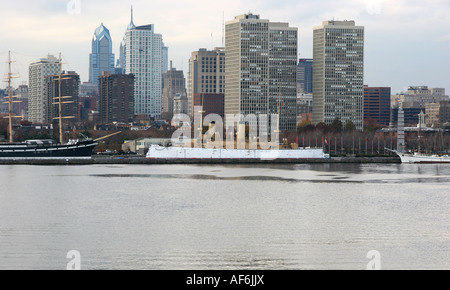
[
  {"left": 123, "top": 10, "right": 163, "bottom": 118},
  {"left": 28, "top": 54, "right": 60, "bottom": 124},
  {"left": 297, "top": 59, "right": 313, "bottom": 94},
  {"left": 162, "top": 43, "right": 169, "bottom": 76},
  {"left": 98, "top": 72, "right": 135, "bottom": 124},
  {"left": 188, "top": 47, "right": 226, "bottom": 117},
  {"left": 89, "top": 23, "right": 115, "bottom": 85},
  {"left": 364, "top": 86, "right": 391, "bottom": 126},
  {"left": 225, "top": 14, "right": 298, "bottom": 132},
  {"left": 161, "top": 62, "right": 186, "bottom": 119},
  {"left": 312, "top": 20, "right": 365, "bottom": 130},
  {"left": 45, "top": 71, "right": 80, "bottom": 124}
]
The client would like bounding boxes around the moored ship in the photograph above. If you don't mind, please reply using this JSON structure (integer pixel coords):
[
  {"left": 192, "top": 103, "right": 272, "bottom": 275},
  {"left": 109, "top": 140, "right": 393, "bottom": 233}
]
[
  {"left": 394, "top": 152, "right": 450, "bottom": 164},
  {"left": 0, "top": 139, "right": 98, "bottom": 160},
  {"left": 1, "top": 51, "right": 98, "bottom": 160},
  {"left": 392, "top": 107, "right": 450, "bottom": 164},
  {"left": 146, "top": 145, "right": 327, "bottom": 160}
]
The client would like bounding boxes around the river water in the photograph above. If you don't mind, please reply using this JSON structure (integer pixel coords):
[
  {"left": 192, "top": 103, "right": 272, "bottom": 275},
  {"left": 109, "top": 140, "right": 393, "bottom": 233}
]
[{"left": 0, "top": 163, "right": 449, "bottom": 270}]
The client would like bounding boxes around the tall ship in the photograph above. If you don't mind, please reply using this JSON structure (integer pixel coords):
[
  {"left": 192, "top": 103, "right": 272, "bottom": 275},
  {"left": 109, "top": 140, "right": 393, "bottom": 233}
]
[
  {"left": 392, "top": 107, "right": 450, "bottom": 164},
  {"left": 0, "top": 51, "right": 98, "bottom": 160}
]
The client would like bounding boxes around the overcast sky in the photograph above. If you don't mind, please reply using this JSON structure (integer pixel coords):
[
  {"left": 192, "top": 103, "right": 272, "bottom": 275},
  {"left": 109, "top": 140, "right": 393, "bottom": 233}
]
[{"left": 0, "top": 0, "right": 449, "bottom": 94}]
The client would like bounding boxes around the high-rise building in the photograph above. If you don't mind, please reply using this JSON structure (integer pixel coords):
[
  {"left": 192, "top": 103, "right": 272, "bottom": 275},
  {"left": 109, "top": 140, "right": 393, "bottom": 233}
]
[
  {"left": 162, "top": 43, "right": 169, "bottom": 75},
  {"left": 225, "top": 14, "right": 298, "bottom": 132},
  {"left": 28, "top": 54, "right": 60, "bottom": 124},
  {"left": 297, "top": 59, "right": 313, "bottom": 94},
  {"left": 391, "top": 86, "right": 449, "bottom": 108},
  {"left": 89, "top": 23, "right": 115, "bottom": 85},
  {"left": 123, "top": 12, "right": 163, "bottom": 118},
  {"left": 193, "top": 93, "right": 225, "bottom": 120},
  {"left": 425, "top": 101, "right": 450, "bottom": 127},
  {"left": 364, "top": 86, "right": 391, "bottom": 126},
  {"left": 161, "top": 62, "right": 186, "bottom": 119},
  {"left": 173, "top": 93, "right": 189, "bottom": 115},
  {"left": 439, "top": 101, "right": 450, "bottom": 126},
  {"left": 14, "top": 85, "right": 29, "bottom": 119},
  {"left": 187, "top": 47, "right": 225, "bottom": 117},
  {"left": 312, "top": 20, "right": 365, "bottom": 130},
  {"left": 98, "top": 72, "right": 135, "bottom": 124},
  {"left": 45, "top": 71, "right": 80, "bottom": 125},
  {"left": 297, "top": 93, "right": 313, "bottom": 124}
]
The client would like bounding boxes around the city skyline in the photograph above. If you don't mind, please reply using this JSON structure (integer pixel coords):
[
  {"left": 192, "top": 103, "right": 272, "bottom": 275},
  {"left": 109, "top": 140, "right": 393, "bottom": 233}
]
[{"left": 0, "top": 0, "right": 449, "bottom": 95}]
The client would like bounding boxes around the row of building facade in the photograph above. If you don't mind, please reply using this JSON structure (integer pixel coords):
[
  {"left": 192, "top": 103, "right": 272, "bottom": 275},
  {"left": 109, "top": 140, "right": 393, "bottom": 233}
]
[{"left": 8, "top": 11, "right": 450, "bottom": 133}]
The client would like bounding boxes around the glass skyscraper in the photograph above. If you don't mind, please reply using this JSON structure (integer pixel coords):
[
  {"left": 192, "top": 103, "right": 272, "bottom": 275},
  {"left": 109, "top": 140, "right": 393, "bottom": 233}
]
[
  {"left": 89, "top": 23, "right": 115, "bottom": 85},
  {"left": 120, "top": 8, "right": 163, "bottom": 118},
  {"left": 297, "top": 59, "right": 313, "bottom": 94}
]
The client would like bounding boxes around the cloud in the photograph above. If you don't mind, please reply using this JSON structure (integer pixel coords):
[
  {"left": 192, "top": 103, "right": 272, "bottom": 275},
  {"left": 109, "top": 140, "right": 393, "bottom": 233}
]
[{"left": 0, "top": 0, "right": 449, "bottom": 94}]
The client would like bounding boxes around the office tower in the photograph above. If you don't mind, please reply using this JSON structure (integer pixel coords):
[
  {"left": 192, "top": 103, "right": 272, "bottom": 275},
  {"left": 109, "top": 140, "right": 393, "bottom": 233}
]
[
  {"left": 312, "top": 20, "right": 365, "bottom": 130},
  {"left": 391, "top": 86, "right": 449, "bottom": 108},
  {"left": 161, "top": 43, "right": 169, "bottom": 91},
  {"left": 161, "top": 62, "right": 186, "bottom": 119},
  {"left": 45, "top": 71, "right": 80, "bottom": 125},
  {"left": 439, "top": 101, "right": 450, "bottom": 126},
  {"left": 297, "top": 93, "right": 313, "bottom": 123},
  {"left": 391, "top": 104, "right": 422, "bottom": 126},
  {"left": 123, "top": 13, "right": 163, "bottom": 118},
  {"left": 28, "top": 54, "right": 60, "bottom": 124},
  {"left": 187, "top": 47, "right": 226, "bottom": 117},
  {"left": 162, "top": 43, "right": 169, "bottom": 75},
  {"left": 193, "top": 93, "right": 225, "bottom": 119},
  {"left": 0, "top": 89, "right": 6, "bottom": 114},
  {"left": 14, "top": 85, "right": 29, "bottom": 118},
  {"left": 297, "top": 59, "right": 313, "bottom": 94},
  {"left": 98, "top": 72, "right": 135, "bottom": 124},
  {"left": 80, "top": 82, "right": 99, "bottom": 98},
  {"left": 364, "top": 86, "right": 391, "bottom": 126},
  {"left": 173, "top": 93, "right": 189, "bottom": 115},
  {"left": 425, "top": 101, "right": 450, "bottom": 127},
  {"left": 89, "top": 23, "right": 115, "bottom": 85},
  {"left": 225, "top": 14, "right": 298, "bottom": 132}
]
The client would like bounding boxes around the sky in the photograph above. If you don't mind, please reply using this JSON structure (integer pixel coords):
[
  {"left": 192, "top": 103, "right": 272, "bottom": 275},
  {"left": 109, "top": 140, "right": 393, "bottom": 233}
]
[{"left": 0, "top": 0, "right": 449, "bottom": 94}]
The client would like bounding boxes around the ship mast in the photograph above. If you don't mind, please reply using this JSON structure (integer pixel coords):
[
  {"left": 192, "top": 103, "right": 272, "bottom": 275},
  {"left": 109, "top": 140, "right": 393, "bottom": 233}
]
[
  {"left": 55, "top": 53, "right": 75, "bottom": 144},
  {"left": 7, "top": 52, "right": 13, "bottom": 143},
  {"left": 58, "top": 53, "right": 64, "bottom": 144},
  {"left": 3, "top": 51, "right": 20, "bottom": 143}
]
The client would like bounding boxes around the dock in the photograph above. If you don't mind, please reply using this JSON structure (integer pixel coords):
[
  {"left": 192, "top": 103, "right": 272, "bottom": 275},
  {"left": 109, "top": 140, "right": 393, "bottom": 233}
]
[{"left": 0, "top": 156, "right": 401, "bottom": 165}]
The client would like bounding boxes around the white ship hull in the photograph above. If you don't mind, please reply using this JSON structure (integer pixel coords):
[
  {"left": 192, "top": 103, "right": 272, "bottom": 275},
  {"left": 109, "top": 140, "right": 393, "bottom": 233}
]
[
  {"left": 146, "top": 145, "right": 327, "bottom": 160},
  {"left": 395, "top": 151, "right": 450, "bottom": 164}
]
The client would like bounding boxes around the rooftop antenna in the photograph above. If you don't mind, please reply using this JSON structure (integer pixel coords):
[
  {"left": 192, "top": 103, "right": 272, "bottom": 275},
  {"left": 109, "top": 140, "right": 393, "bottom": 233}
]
[
  {"left": 222, "top": 11, "right": 225, "bottom": 47},
  {"left": 129, "top": 5, "right": 135, "bottom": 27}
]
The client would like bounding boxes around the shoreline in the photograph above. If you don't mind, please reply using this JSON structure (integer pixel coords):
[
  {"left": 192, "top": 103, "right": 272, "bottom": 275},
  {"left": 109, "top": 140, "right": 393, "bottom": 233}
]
[{"left": 0, "top": 156, "right": 401, "bottom": 165}]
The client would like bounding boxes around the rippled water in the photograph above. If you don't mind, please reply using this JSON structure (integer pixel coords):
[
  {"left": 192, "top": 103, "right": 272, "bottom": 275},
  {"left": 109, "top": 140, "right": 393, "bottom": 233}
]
[{"left": 0, "top": 163, "right": 449, "bottom": 270}]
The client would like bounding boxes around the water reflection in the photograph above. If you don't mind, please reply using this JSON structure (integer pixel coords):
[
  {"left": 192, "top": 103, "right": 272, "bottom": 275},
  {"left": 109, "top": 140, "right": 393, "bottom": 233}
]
[{"left": 1, "top": 164, "right": 449, "bottom": 270}]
